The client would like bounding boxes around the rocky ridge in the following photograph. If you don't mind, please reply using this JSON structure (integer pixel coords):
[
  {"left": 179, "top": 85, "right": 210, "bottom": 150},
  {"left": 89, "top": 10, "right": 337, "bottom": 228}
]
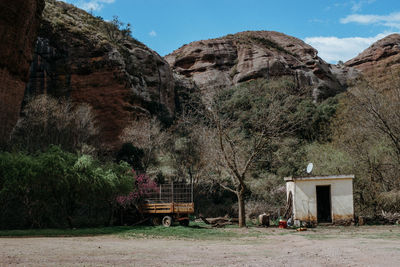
[
  {"left": 166, "top": 31, "right": 348, "bottom": 101},
  {"left": 345, "top": 34, "right": 400, "bottom": 85},
  {"left": 346, "top": 34, "right": 400, "bottom": 72},
  {"left": 0, "top": 0, "right": 45, "bottom": 146},
  {"left": 25, "top": 0, "right": 175, "bottom": 148}
]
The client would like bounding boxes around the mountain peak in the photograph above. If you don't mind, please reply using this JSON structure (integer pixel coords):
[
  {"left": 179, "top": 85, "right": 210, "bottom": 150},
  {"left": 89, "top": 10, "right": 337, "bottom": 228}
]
[
  {"left": 166, "top": 30, "right": 345, "bottom": 101},
  {"left": 345, "top": 33, "right": 400, "bottom": 70}
]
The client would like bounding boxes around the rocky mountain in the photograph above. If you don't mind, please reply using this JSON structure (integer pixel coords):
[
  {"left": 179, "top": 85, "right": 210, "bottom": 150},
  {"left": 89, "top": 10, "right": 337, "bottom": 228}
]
[
  {"left": 346, "top": 34, "right": 400, "bottom": 72},
  {"left": 0, "top": 0, "right": 45, "bottom": 146},
  {"left": 25, "top": 0, "right": 175, "bottom": 148},
  {"left": 165, "top": 31, "right": 347, "bottom": 101},
  {"left": 2, "top": 0, "right": 399, "bottom": 152},
  {"left": 345, "top": 34, "right": 400, "bottom": 85}
]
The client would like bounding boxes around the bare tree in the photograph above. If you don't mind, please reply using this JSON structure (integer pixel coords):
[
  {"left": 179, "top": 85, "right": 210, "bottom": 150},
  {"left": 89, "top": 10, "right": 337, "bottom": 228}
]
[
  {"left": 349, "top": 79, "right": 400, "bottom": 159},
  {"left": 119, "top": 117, "right": 167, "bottom": 171},
  {"left": 191, "top": 81, "right": 300, "bottom": 227},
  {"left": 11, "top": 95, "right": 99, "bottom": 152},
  {"left": 333, "top": 73, "right": 400, "bottom": 214}
]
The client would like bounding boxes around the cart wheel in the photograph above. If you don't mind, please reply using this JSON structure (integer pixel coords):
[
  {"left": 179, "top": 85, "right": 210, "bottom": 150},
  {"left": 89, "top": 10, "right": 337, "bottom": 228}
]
[
  {"left": 162, "top": 216, "right": 172, "bottom": 227},
  {"left": 179, "top": 219, "right": 189, "bottom": 227},
  {"left": 151, "top": 216, "right": 161, "bottom": 226}
]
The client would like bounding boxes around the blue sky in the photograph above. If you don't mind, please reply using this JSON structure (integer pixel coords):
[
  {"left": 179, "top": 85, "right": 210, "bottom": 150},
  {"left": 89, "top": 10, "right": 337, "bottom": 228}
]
[{"left": 63, "top": 0, "right": 400, "bottom": 63}]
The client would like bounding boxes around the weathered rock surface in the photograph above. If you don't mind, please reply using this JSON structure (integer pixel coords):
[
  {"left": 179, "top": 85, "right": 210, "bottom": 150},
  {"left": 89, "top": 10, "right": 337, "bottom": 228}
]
[
  {"left": 165, "top": 31, "right": 347, "bottom": 101},
  {"left": 25, "top": 0, "right": 175, "bottom": 149},
  {"left": 345, "top": 34, "right": 400, "bottom": 85},
  {"left": 346, "top": 34, "right": 400, "bottom": 72},
  {"left": 0, "top": 0, "right": 45, "bottom": 146}
]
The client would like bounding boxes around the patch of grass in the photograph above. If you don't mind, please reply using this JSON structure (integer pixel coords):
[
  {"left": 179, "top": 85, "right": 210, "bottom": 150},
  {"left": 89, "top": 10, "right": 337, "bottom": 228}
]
[
  {"left": 0, "top": 227, "right": 131, "bottom": 238},
  {"left": 361, "top": 232, "right": 400, "bottom": 240},
  {"left": 301, "top": 226, "right": 400, "bottom": 240},
  {"left": 301, "top": 234, "right": 339, "bottom": 240},
  {"left": 250, "top": 36, "right": 295, "bottom": 56},
  {"left": 118, "top": 222, "right": 242, "bottom": 240},
  {"left": 0, "top": 222, "right": 241, "bottom": 240}
]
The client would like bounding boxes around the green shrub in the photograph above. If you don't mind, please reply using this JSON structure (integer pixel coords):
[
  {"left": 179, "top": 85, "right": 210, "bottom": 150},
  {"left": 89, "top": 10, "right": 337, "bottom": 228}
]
[{"left": 0, "top": 146, "right": 131, "bottom": 229}]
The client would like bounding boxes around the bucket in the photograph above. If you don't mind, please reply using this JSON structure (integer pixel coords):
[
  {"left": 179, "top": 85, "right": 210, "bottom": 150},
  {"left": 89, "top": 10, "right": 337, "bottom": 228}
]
[{"left": 278, "top": 219, "right": 287, "bottom": 229}]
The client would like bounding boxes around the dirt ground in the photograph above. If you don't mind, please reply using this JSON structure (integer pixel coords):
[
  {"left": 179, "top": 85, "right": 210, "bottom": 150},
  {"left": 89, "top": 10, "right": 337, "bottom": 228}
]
[{"left": 0, "top": 225, "right": 399, "bottom": 267}]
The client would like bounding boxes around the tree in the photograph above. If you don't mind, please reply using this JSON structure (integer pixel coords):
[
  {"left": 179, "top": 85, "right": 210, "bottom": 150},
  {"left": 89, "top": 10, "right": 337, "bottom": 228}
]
[
  {"left": 193, "top": 80, "right": 301, "bottom": 227},
  {"left": 119, "top": 117, "right": 167, "bottom": 172},
  {"left": 164, "top": 113, "right": 208, "bottom": 185},
  {"left": 332, "top": 73, "right": 400, "bottom": 214},
  {"left": 10, "top": 95, "right": 99, "bottom": 153}
]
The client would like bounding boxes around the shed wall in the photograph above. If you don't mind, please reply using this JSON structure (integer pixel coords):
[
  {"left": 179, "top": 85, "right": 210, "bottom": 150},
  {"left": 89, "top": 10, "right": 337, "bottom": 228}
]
[{"left": 292, "top": 179, "right": 353, "bottom": 224}]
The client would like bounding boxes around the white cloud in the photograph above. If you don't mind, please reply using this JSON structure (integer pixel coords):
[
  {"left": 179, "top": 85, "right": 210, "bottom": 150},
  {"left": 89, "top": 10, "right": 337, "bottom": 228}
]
[
  {"left": 351, "top": 0, "right": 375, "bottom": 12},
  {"left": 304, "top": 32, "right": 392, "bottom": 63},
  {"left": 149, "top": 30, "right": 157, "bottom": 37},
  {"left": 73, "top": 0, "right": 116, "bottom": 12},
  {"left": 341, "top": 12, "right": 400, "bottom": 29}
]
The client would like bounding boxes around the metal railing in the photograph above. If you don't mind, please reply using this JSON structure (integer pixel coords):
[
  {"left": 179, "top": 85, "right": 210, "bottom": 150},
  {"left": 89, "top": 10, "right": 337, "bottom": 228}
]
[{"left": 144, "top": 183, "right": 193, "bottom": 203}]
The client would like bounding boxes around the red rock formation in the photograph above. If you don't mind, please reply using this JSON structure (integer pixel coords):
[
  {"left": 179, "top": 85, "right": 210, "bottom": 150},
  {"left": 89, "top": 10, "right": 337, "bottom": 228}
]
[
  {"left": 346, "top": 34, "right": 400, "bottom": 71},
  {"left": 26, "top": 0, "right": 175, "bottom": 149},
  {"left": 166, "top": 31, "right": 346, "bottom": 101},
  {"left": 0, "top": 0, "right": 45, "bottom": 146},
  {"left": 345, "top": 34, "right": 400, "bottom": 85}
]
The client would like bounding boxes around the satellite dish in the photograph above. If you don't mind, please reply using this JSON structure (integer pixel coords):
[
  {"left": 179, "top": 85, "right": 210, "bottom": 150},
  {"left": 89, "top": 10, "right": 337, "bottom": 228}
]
[{"left": 306, "top": 163, "right": 314, "bottom": 174}]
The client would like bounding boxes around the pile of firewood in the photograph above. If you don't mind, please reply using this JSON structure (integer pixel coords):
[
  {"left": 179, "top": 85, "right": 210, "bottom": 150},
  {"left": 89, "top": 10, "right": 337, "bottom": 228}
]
[{"left": 199, "top": 215, "right": 238, "bottom": 227}]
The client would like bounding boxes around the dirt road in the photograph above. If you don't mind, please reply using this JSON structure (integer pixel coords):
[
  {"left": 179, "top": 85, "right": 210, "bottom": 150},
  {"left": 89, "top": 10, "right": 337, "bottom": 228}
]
[{"left": 0, "top": 225, "right": 399, "bottom": 266}]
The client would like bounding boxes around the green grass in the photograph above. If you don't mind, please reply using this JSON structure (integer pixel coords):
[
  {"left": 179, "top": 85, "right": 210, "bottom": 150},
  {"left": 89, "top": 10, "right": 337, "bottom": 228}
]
[
  {"left": 0, "top": 222, "right": 242, "bottom": 240},
  {"left": 301, "top": 226, "right": 400, "bottom": 240},
  {"left": 119, "top": 223, "right": 242, "bottom": 240},
  {"left": 3, "top": 223, "right": 398, "bottom": 240},
  {"left": 0, "top": 226, "right": 130, "bottom": 238}
]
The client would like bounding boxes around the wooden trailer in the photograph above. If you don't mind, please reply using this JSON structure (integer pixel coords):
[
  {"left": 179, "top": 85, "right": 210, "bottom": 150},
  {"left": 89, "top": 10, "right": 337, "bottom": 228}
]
[{"left": 139, "top": 183, "right": 194, "bottom": 227}]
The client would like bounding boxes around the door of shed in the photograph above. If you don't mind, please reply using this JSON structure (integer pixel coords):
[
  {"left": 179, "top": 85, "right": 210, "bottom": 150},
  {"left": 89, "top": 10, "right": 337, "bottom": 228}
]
[{"left": 316, "top": 185, "right": 332, "bottom": 223}]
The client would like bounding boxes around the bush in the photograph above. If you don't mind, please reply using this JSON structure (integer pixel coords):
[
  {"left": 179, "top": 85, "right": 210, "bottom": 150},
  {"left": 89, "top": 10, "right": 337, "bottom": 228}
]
[{"left": 0, "top": 146, "right": 132, "bottom": 229}]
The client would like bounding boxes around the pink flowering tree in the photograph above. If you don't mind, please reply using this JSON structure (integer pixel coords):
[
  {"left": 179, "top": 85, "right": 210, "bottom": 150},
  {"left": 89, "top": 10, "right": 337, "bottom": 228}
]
[{"left": 116, "top": 170, "right": 158, "bottom": 207}]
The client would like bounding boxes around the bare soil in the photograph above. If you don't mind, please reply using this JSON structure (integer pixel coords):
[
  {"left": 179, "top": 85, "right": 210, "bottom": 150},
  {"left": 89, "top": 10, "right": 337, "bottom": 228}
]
[{"left": 1, "top": 225, "right": 399, "bottom": 266}]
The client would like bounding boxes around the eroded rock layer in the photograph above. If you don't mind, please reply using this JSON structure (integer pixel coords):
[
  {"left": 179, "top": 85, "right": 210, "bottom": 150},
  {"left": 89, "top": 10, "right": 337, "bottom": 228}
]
[
  {"left": 166, "top": 31, "right": 346, "bottom": 101},
  {"left": 0, "top": 0, "right": 45, "bottom": 145},
  {"left": 345, "top": 33, "right": 400, "bottom": 86}
]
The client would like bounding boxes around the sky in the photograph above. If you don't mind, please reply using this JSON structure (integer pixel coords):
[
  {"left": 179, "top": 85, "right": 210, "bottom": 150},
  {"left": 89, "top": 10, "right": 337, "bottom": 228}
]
[{"left": 63, "top": 0, "right": 400, "bottom": 63}]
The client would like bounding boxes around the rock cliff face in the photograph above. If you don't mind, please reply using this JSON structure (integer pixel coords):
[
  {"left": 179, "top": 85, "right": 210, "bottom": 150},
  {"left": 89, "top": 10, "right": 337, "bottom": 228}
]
[
  {"left": 166, "top": 31, "right": 346, "bottom": 101},
  {"left": 26, "top": 0, "right": 175, "bottom": 148},
  {"left": 0, "top": 0, "right": 45, "bottom": 146},
  {"left": 345, "top": 34, "right": 400, "bottom": 84},
  {"left": 346, "top": 34, "right": 400, "bottom": 72}
]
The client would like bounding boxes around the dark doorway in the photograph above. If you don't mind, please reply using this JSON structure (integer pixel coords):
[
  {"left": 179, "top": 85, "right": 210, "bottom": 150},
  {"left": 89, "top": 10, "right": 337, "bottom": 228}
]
[{"left": 316, "top": 185, "right": 332, "bottom": 223}]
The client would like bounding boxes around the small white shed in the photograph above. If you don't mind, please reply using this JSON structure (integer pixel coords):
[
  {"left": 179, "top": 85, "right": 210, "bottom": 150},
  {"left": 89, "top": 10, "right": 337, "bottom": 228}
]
[{"left": 284, "top": 175, "right": 354, "bottom": 225}]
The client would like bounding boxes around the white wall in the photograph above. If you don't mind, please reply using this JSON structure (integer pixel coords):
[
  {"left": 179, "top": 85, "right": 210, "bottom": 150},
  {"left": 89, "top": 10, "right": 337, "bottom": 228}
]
[{"left": 292, "top": 178, "right": 353, "bottom": 223}]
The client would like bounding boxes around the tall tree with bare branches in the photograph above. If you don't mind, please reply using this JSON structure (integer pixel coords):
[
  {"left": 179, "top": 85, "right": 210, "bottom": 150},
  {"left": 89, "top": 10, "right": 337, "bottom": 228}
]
[{"left": 192, "top": 80, "right": 302, "bottom": 227}]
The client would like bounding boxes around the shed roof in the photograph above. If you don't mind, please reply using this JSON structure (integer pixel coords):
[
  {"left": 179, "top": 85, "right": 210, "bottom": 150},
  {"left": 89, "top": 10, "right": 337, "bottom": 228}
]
[{"left": 284, "top": 174, "right": 355, "bottom": 182}]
